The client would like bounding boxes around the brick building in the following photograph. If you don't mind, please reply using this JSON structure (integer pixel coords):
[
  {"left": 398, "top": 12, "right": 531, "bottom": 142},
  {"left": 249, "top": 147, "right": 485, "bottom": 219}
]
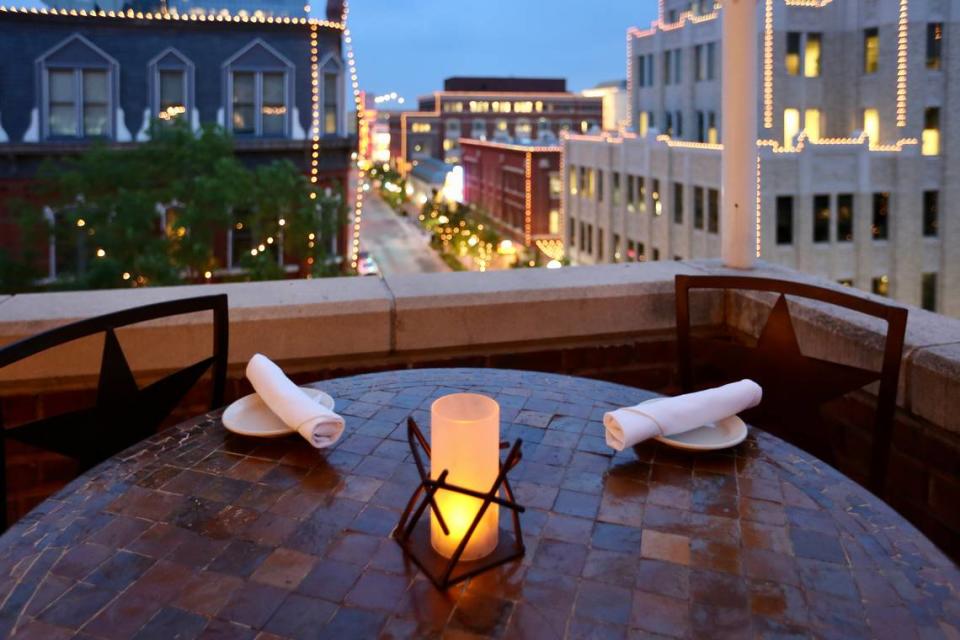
[
  {"left": 461, "top": 138, "right": 563, "bottom": 260},
  {"left": 391, "top": 76, "right": 602, "bottom": 172},
  {"left": 0, "top": 4, "right": 353, "bottom": 279}
]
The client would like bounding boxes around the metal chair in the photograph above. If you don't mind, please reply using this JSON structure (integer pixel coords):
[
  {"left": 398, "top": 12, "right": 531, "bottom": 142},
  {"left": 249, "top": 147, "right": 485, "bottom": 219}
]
[
  {"left": 0, "top": 294, "right": 228, "bottom": 529},
  {"left": 675, "top": 275, "right": 907, "bottom": 494}
]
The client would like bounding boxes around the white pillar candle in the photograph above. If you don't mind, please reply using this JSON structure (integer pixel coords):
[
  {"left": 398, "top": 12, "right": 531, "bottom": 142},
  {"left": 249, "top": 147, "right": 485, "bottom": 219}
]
[
  {"left": 430, "top": 393, "right": 500, "bottom": 560},
  {"left": 721, "top": 0, "right": 759, "bottom": 268}
]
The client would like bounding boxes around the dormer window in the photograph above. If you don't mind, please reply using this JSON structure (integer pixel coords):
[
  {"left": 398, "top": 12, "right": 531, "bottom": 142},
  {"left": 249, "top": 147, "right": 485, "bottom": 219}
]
[
  {"left": 149, "top": 48, "right": 193, "bottom": 126},
  {"left": 39, "top": 34, "right": 117, "bottom": 139},
  {"left": 224, "top": 39, "right": 294, "bottom": 138},
  {"left": 319, "top": 54, "right": 344, "bottom": 136}
]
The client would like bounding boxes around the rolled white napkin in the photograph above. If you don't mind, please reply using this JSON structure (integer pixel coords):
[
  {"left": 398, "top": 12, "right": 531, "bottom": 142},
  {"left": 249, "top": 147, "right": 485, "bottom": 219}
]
[
  {"left": 604, "top": 379, "right": 762, "bottom": 451},
  {"left": 245, "top": 353, "right": 345, "bottom": 448}
]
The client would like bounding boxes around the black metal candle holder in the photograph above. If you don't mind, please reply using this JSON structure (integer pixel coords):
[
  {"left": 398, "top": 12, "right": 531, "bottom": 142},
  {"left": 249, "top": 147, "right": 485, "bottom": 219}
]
[{"left": 392, "top": 417, "right": 526, "bottom": 590}]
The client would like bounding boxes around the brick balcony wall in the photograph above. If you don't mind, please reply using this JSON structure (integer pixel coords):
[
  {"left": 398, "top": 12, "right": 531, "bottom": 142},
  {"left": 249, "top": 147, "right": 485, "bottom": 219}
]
[{"left": 1, "top": 260, "right": 959, "bottom": 560}]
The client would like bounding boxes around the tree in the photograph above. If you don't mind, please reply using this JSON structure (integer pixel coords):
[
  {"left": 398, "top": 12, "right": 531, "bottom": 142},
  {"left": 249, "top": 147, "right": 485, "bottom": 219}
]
[{"left": 5, "top": 121, "right": 344, "bottom": 293}]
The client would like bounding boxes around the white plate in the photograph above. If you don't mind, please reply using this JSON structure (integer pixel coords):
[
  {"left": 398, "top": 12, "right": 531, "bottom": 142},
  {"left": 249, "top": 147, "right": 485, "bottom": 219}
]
[
  {"left": 222, "top": 387, "right": 335, "bottom": 438},
  {"left": 637, "top": 397, "right": 749, "bottom": 451}
]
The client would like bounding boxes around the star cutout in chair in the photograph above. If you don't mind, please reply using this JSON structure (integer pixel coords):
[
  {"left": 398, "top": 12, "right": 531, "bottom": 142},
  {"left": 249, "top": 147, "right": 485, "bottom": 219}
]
[
  {"left": 694, "top": 295, "right": 880, "bottom": 412},
  {"left": 9, "top": 328, "right": 215, "bottom": 470}
]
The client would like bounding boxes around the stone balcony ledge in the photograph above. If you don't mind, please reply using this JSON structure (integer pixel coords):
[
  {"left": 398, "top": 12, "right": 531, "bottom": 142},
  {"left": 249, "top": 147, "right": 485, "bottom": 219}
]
[{"left": 1, "top": 260, "right": 959, "bottom": 438}]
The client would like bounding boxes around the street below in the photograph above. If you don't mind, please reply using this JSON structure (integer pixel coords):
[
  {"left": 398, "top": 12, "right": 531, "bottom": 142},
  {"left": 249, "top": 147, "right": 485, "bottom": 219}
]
[{"left": 359, "top": 189, "right": 450, "bottom": 275}]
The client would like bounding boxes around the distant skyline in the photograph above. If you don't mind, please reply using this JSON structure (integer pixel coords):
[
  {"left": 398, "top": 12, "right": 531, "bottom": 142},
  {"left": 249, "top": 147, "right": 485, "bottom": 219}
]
[{"left": 341, "top": 1, "right": 658, "bottom": 104}]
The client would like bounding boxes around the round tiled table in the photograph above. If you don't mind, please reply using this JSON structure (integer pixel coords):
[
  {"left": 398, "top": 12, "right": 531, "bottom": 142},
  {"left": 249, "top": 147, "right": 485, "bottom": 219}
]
[{"left": 0, "top": 369, "right": 957, "bottom": 639}]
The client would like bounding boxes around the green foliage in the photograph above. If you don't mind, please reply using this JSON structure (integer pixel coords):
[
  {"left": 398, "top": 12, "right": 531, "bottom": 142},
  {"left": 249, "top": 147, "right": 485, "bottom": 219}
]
[{"left": 6, "top": 121, "right": 344, "bottom": 293}]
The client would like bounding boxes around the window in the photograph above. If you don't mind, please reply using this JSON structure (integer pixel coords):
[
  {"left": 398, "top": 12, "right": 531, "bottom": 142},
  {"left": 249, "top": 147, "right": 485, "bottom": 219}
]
[
  {"left": 627, "top": 240, "right": 637, "bottom": 261},
  {"left": 697, "top": 111, "right": 705, "bottom": 143},
  {"left": 805, "top": 33, "right": 822, "bottom": 77},
  {"left": 813, "top": 195, "right": 830, "bottom": 243},
  {"left": 864, "top": 28, "right": 879, "bottom": 74},
  {"left": 549, "top": 210, "right": 560, "bottom": 235},
  {"left": 804, "top": 109, "right": 821, "bottom": 142},
  {"left": 515, "top": 119, "right": 532, "bottom": 140},
  {"left": 158, "top": 70, "right": 187, "bottom": 123},
  {"left": 706, "top": 43, "right": 716, "bottom": 80},
  {"left": 639, "top": 111, "right": 650, "bottom": 136},
  {"left": 597, "top": 229, "right": 604, "bottom": 260},
  {"left": 597, "top": 170, "right": 604, "bottom": 202},
  {"left": 588, "top": 225, "right": 594, "bottom": 253},
  {"left": 927, "top": 23, "right": 943, "bottom": 70},
  {"left": 627, "top": 175, "right": 635, "bottom": 213},
  {"left": 786, "top": 32, "right": 801, "bottom": 75},
  {"left": 922, "top": 273, "right": 938, "bottom": 311},
  {"left": 579, "top": 222, "right": 586, "bottom": 251},
  {"left": 612, "top": 172, "right": 621, "bottom": 208},
  {"left": 652, "top": 180, "right": 662, "bottom": 215},
  {"left": 638, "top": 54, "right": 647, "bottom": 87},
  {"left": 694, "top": 186, "right": 704, "bottom": 230},
  {"left": 638, "top": 177, "right": 647, "bottom": 213},
  {"left": 707, "top": 112, "right": 718, "bottom": 144},
  {"left": 864, "top": 108, "right": 880, "bottom": 146},
  {"left": 675, "top": 111, "right": 683, "bottom": 138},
  {"left": 783, "top": 108, "right": 800, "bottom": 148},
  {"left": 695, "top": 45, "right": 705, "bottom": 82},
  {"left": 872, "top": 193, "right": 889, "bottom": 240},
  {"left": 776, "top": 196, "right": 793, "bottom": 245},
  {"left": 673, "top": 183, "right": 684, "bottom": 224},
  {"left": 837, "top": 194, "right": 854, "bottom": 242},
  {"left": 638, "top": 242, "right": 646, "bottom": 260},
  {"left": 674, "top": 49, "right": 683, "bottom": 84},
  {"left": 41, "top": 35, "right": 115, "bottom": 140},
  {"left": 652, "top": 248, "right": 661, "bottom": 261},
  {"left": 923, "top": 190, "right": 939, "bottom": 237},
  {"left": 472, "top": 119, "right": 486, "bottom": 139},
  {"left": 150, "top": 49, "right": 192, "bottom": 126},
  {"left": 664, "top": 50, "right": 672, "bottom": 86},
  {"left": 665, "top": 112, "right": 674, "bottom": 137},
  {"left": 923, "top": 108, "right": 940, "bottom": 156},
  {"left": 568, "top": 165, "right": 578, "bottom": 196},
  {"left": 48, "top": 68, "right": 110, "bottom": 138},
  {"left": 872, "top": 275, "right": 889, "bottom": 297},
  {"left": 322, "top": 70, "right": 340, "bottom": 135},
  {"left": 708, "top": 188, "right": 719, "bottom": 232},
  {"left": 613, "top": 234, "right": 622, "bottom": 262},
  {"left": 224, "top": 39, "right": 294, "bottom": 138}
]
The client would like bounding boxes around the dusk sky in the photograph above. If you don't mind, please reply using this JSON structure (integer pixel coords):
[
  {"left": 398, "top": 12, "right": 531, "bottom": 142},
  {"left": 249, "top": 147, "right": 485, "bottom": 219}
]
[{"left": 345, "top": 1, "right": 658, "bottom": 103}]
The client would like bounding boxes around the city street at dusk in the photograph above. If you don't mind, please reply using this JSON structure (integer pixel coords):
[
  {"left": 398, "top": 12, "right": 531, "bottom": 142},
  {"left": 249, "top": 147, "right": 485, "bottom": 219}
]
[{"left": 359, "top": 190, "right": 449, "bottom": 276}]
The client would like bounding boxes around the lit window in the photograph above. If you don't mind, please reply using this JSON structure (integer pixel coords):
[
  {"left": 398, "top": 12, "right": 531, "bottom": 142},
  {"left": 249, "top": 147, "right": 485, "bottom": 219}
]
[
  {"left": 225, "top": 41, "right": 295, "bottom": 138},
  {"left": 804, "top": 109, "right": 821, "bottom": 142},
  {"left": 783, "top": 108, "right": 800, "bottom": 148},
  {"left": 863, "top": 108, "right": 880, "bottom": 146},
  {"left": 639, "top": 111, "right": 649, "bottom": 136},
  {"left": 864, "top": 28, "right": 879, "bottom": 74},
  {"left": 515, "top": 119, "right": 532, "bottom": 141},
  {"left": 568, "top": 166, "right": 578, "bottom": 196},
  {"left": 496, "top": 119, "right": 508, "bottom": 132},
  {"left": 922, "top": 107, "right": 940, "bottom": 156},
  {"left": 652, "top": 179, "right": 661, "bottom": 216},
  {"left": 707, "top": 112, "right": 718, "bottom": 144},
  {"left": 804, "top": 33, "right": 821, "bottom": 77},
  {"left": 612, "top": 172, "right": 621, "bottom": 208},
  {"left": 549, "top": 210, "right": 560, "bottom": 235},
  {"left": 872, "top": 275, "right": 889, "bottom": 297},
  {"left": 927, "top": 23, "right": 943, "bottom": 70},
  {"left": 786, "top": 32, "right": 801, "bottom": 75}
]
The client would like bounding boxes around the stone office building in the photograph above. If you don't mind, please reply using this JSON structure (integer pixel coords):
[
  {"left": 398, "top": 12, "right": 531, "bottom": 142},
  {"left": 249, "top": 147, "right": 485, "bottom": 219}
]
[
  {"left": 564, "top": 0, "right": 958, "bottom": 316},
  {"left": 0, "top": 4, "right": 352, "bottom": 276}
]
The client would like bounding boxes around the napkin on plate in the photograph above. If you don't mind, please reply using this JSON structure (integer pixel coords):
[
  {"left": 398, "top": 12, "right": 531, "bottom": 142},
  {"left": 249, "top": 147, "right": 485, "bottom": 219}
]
[
  {"left": 245, "top": 353, "right": 345, "bottom": 448},
  {"left": 603, "top": 379, "right": 762, "bottom": 451}
]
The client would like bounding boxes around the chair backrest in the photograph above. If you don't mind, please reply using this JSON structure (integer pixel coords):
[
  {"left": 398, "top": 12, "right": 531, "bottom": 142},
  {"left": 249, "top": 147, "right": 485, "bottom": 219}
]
[
  {"left": 675, "top": 275, "right": 907, "bottom": 493},
  {"left": 0, "top": 294, "right": 228, "bottom": 528}
]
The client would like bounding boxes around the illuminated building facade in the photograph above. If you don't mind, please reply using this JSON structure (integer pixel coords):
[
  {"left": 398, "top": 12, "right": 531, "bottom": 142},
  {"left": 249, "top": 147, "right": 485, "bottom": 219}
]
[
  {"left": 565, "top": 0, "right": 958, "bottom": 316},
  {"left": 0, "top": 7, "right": 352, "bottom": 274},
  {"left": 461, "top": 139, "right": 563, "bottom": 253},
  {"left": 581, "top": 80, "right": 629, "bottom": 131},
  {"left": 392, "top": 77, "right": 602, "bottom": 171}
]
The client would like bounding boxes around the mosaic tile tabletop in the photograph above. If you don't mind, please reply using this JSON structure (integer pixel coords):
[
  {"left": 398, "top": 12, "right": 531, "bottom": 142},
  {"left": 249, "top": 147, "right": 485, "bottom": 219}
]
[{"left": 0, "top": 368, "right": 957, "bottom": 639}]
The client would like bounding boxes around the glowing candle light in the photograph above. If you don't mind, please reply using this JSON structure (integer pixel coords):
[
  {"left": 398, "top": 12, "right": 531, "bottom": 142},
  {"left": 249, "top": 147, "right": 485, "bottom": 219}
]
[{"left": 430, "top": 393, "right": 499, "bottom": 560}]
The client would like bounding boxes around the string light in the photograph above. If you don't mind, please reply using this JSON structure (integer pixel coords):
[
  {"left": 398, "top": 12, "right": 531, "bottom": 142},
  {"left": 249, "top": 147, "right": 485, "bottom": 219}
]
[
  {"left": 897, "top": 0, "right": 909, "bottom": 127},
  {"left": 341, "top": 0, "right": 367, "bottom": 271},
  {"left": 0, "top": 4, "right": 344, "bottom": 27},
  {"left": 763, "top": 0, "right": 774, "bottom": 129},
  {"left": 122, "top": 272, "right": 130, "bottom": 280},
  {"left": 96, "top": 248, "right": 106, "bottom": 257},
  {"left": 524, "top": 152, "right": 533, "bottom": 246},
  {"left": 76, "top": 218, "right": 86, "bottom": 227}
]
